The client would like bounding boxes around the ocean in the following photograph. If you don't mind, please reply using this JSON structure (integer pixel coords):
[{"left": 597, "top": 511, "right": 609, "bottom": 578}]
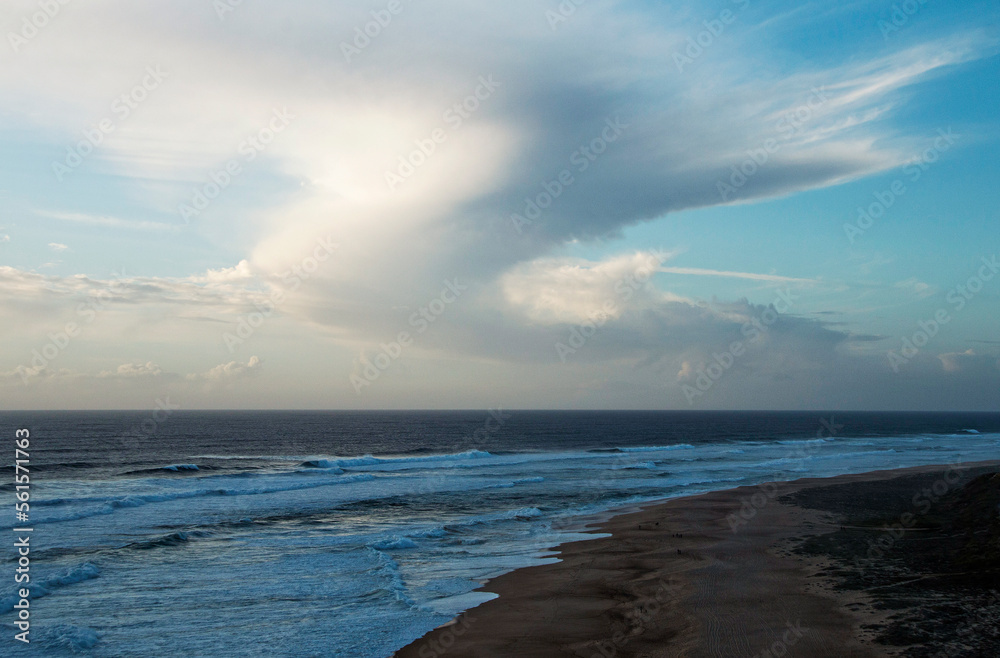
[{"left": 2, "top": 411, "right": 999, "bottom": 656}]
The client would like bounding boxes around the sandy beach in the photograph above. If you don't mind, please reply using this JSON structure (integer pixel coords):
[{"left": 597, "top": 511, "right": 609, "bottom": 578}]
[{"left": 395, "top": 461, "right": 1000, "bottom": 658}]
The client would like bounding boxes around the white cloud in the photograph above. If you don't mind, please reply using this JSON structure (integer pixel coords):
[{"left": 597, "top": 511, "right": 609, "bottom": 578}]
[
  {"left": 501, "top": 250, "right": 685, "bottom": 325},
  {"left": 188, "top": 260, "right": 255, "bottom": 285},
  {"left": 677, "top": 361, "right": 698, "bottom": 382},
  {"left": 189, "top": 356, "right": 262, "bottom": 381},
  {"left": 3, "top": 4, "right": 990, "bottom": 295},
  {"left": 937, "top": 350, "right": 997, "bottom": 373},
  {"left": 0, "top": 264, "right": 270, "bottom": 314},
  {"left": 98, "top": 362, "right": 164, "bottom": 378},
  {"left": 48, "top": 242, "right": 69, "bottom": 252},
  {"left": 895, "top": 278, "right": 935, "bottom": 298},
  {"left": 4, "top": 357, "right": 261, "bottom": 386}
]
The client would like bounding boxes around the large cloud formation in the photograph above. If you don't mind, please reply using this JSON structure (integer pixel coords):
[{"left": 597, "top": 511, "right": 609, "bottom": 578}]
[{"left": 0, "top": 0, "right": 997, "bottom": 409}]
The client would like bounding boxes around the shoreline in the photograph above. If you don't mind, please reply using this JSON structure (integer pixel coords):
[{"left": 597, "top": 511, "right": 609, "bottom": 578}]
[{"left": 395, "top": 460, "right": 1000, "bottom": 657}]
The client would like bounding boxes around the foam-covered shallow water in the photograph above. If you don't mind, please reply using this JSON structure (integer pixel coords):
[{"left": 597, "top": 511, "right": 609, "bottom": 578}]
[{"left": 2, "top": 411, "right": 998, "bottom": 656}]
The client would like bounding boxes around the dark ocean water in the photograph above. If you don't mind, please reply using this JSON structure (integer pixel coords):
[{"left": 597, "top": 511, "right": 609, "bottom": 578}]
[
  {"left": 2, "top": 411, "right": 998, "bottom": 656},
  {"left": 11, "top": 410, "right": 1000, "bottom": 479}
]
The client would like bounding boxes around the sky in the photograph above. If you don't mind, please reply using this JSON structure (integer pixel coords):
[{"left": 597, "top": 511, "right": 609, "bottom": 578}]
[{"left": 0, "top": 0, "right": 998, "bottom": 410}]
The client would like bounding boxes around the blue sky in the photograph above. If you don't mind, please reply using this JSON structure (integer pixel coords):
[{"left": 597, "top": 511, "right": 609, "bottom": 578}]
[{"left": 0, "top": 0, "right": 998, "bottom": 409}]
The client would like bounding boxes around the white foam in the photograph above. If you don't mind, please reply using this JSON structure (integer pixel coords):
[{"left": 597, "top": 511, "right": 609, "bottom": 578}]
[
  {"left": 372, "top": 537, "right": 418, "bottom": 551},
  {"left": 0, "top": 563, "right": 100, "bottom": 613},
  {"left": 408, "top": 527, "right": 448, "bottom": 539},
  {"left": 618, "top": 444, "right": 695, "bottom": 452},
  {"left": 36, "top": 624, "right": 100, "bottom": 651},
  {"left": 30, "top": 473, "right": 378, "bottom": 525},
  {"left": 616, "top": 461, "right": 657, "bottom": 470},
  {"left": 422, "top": 591, "right": 499, "bottom": 615},
  {"left": 487, "top": 475, "right": 546, "bottom": 489}
]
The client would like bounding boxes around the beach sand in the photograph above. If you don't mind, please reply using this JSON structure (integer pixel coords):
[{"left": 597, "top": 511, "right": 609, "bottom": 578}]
[{"left": 395, "top": 461, "right": 1000, "bottom": 657}]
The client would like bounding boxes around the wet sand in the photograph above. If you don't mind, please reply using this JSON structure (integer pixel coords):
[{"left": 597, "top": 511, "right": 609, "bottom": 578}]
[{"left": 395, "top": 460, "right": 1000, "bottom": 658}]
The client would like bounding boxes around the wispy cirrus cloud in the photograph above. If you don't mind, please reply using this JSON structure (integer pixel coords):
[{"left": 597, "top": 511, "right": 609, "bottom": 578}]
[
  {"left": 657, "top": 267, "right": 816, "bottom": 284},
  {"left": 34, "top": 210, "right": 176, "bottom": 232}
]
